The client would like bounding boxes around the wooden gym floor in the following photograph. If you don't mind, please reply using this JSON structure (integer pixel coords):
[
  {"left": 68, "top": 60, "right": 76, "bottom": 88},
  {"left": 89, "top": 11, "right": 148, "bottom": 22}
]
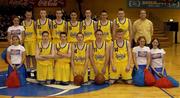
[{"left": 0, "top": 44, "right": 180, "bottom": 98}]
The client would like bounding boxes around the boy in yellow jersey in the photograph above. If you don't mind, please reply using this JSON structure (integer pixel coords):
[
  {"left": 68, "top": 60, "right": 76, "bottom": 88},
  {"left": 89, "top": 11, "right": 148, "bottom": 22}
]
[
  {"left": 36, "top": 9, "right": 52, "bottom": 42},
  {"left": 52, "top": 9, "right": 67, "bottom": 44},
  {"left": 22, "top": 10, "right": 36, "bottom": 72},
  {"left": 71, "top": 33, "right": 89, "bottom": 84},
  {"left": 98, "top": 10, "right": 112, "bottom": 42},
  {"left": 54, "top": 32, "right": 71, "bottom": 85},
  {"left": 67, "top": 11, "right": 82, "bottom": 43},
  {"left": 113, "top": 8, "right": 133, "bottom": 42},
  {"left": 110, "top": 29, "right": 132, "bottom": 84},
  {"left": 82, "top": 9, "right": 97, "bottom": 44},
  {"left": 89, "top": 29, "right": 109, "bottom": 81},
  {"left": 36, "top": 31, "right": 54, "bottom": 84}
]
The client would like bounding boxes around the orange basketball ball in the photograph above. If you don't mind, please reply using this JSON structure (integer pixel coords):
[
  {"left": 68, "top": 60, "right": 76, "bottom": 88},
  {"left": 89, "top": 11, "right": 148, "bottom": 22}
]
[
  {"left": 74, "top": 75, "right": 84, "bottom": 86},
  {"left": 95, "top": 73, "right": 105, "bottom": 85}
]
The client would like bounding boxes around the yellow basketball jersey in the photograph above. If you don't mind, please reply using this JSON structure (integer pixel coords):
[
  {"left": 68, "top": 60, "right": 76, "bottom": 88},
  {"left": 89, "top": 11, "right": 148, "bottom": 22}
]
[
  {"left": 113, "top": 40, "right": 128, "bottom": 63},
  {"left": 82, "top": 20, "right": 95, "bottom": 42},
  {"left": 36, "top": 18, "right": 51, "bottom": 40},
  {"left": 56, "top": 42, "right": 70, "bottom": 62},
  {"left": 52, "top": 20, "right": 66, "bottom": 39},
  {"left": 22, "top": 20, "right": 36, "bottom": 41},
  {"left": 74, "top": 43, "right": 87, "bottom": 65},
  {"left": 67, "top": 21, "right": 80, "bottom": 43},
  {"left": 38, "top": 42, "right": 53, "bottom": 65},
  {"left": 93, "top": 41, "right": 106, "bottom": 64},
  {"left": 116, "top": 18, "right": 130, "bottom": 40},
  {"left": 98, "top": 20, "right": 112, "bottom": 41}
]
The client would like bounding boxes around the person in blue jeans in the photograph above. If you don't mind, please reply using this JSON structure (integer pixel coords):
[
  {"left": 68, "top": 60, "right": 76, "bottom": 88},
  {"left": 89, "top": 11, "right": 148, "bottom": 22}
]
[{"left": 6, "top": 35, "right": 26, "bottom": 86}]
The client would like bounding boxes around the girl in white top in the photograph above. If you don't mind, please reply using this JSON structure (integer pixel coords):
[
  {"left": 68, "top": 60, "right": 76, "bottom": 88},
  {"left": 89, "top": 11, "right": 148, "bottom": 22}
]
[
  {"left": 7, "top": 16, "right": 25, "bottom": 44},
  {"left": 132, "top": 36, "right": 150, "bottom": 70},
  {"left": 6, "top": 35, "right": 26, "bottom": 86},
  {"left": 150, "top": 38, "right": 167, "bottom": 80}
]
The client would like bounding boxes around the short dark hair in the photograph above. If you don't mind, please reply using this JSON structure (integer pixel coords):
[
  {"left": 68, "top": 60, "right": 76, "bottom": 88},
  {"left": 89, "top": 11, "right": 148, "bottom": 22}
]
[
  {"left": 42, "top": 31, "right": 49, "bottom": 36},
  {"left": 95, "top": 29, "right": 103, "bottom": 34},
  {"left": 115, "top": 28, "right": 124, "bottom": 34},
  {"left": 60, "top": 32, "right": 67, "bottom": 36},
  {"left": 118, "top": 8, "right": 124, "bottom": 11},
  {"left": 76, "top": 32, "right": 84, "bottom": 37}
]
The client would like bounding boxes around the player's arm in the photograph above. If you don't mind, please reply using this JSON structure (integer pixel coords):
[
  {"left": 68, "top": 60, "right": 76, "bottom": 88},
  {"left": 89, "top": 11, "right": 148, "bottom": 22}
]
[
  {"left": 44, "top": 44, "right": 55, "bottom": 59},
  {"left": 59, "top": 44, "right": 71, "bottom": 58},
  {"left": 35, "top": 43, "right": 46, "bottom": 60},
  {"left": 128, "top": 19, "right": 133, "bottom": 43},
  {"left": 132, "top": 49, "right": 138, "bottom": 70},
  {"left": 112, "top": 19, "right": 117, "bottom": 40},
  {"left": 150, "top": 21, "right": 154, "bottom": 36},
  {"left": 7, "top": 28, "right": 12, "bottom": 44},
  {"left": 132, "top": 22, "right": 137, "bottom": 41},
  {"left": 110, "top": 41, "right": 116, "bottom": 72},
  {"left": 79, "top": 21, "right": 82, "bottom": 32},
  {"left": 94, "top": 21, "right": 98, "bottom": 31},
  {"left": 89, "top": 42, "right": 98, "bottom": 74},
  {"left": 126, "top": 41, "right": 132, "bottom": 72},
  {"left": 6, "top": 48, "right": 14, "bottom": 68},
  {"left": 83, "top": 44, "right": 89, "bottom": 76},
  {"left": 146, "top": 48, "right": 151, "bottom": 69},
  {"left": 71, "top": 44, "right": 76, "bottom": 76}
]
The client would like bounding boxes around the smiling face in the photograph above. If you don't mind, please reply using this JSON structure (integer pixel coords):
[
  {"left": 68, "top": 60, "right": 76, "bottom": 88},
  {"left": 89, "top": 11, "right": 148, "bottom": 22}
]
[
  {"left": 56, "top": 10, "right": 63, "bottom": 19},
  {"left": 60, "top": 33, "right": 67, "bottom": 42},
  {"left": 25, "top": 11, "right": 32, "bottom": 20},
  {"left": 76, "top": 33, "right": 84, "bottom": 43},
  {"left": 40, "top": 10, "right": 47, "bottom": 19},
  {"left": 101, "top": 12, "right": 108, "bottom": 20},
  {"left": 138, "top": 37, "right": 146, "bottom": 47},
  {"left": 13, "top": 17, "right": 20, "bottom": 26},
  {"left": 117, "top": 10, "right": 125, "bottom": 19},
  {"left": 152, "top": 39, "right": 159, "bottom": 48},
  {"left": 140, "top": 10, "right": 146, "bottom": 19},
  {"left": 12, "top": 36, "right": 20, "bottom": 45},
  {"left": 70, "top": 12, "right": 77, "bottom": 21}
]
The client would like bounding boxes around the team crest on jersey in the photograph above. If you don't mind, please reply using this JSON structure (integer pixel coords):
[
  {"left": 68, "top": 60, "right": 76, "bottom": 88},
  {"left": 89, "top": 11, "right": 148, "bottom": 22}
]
[
  {"left": 95, "top": 55, "right": 104, "bottom": 61},
  {"left": 84, "top": 32, "right": 92, "bottom": 36},
  {"left": 116, "top": 54, "right": 125, "bottom": 60}
]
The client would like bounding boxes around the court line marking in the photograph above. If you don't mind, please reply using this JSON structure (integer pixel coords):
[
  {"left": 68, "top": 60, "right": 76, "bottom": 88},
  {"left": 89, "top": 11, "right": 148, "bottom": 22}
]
[
  {"left": 160, "top": 88, "right": 174, "bottom": 98},
  {"left": 48, "top": 89, "right": 70, "bottom": 96}
]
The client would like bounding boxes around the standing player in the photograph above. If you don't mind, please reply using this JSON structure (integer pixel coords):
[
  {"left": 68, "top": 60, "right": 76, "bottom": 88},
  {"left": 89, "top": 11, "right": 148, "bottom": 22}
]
[
  {"left": 71, "top": 33, "right": 89, "bottom": 83},
  {"left": 113, "top": 8, "right": 133, "bottom": 42},
  {"left": 52, "top": 9, "right": 66, "bottom": 44},
  {"left": 22, "top": 10, "right": 36, "bottom": 71},
  {"left": 36, "top": 9, "right": 52, "bottom": 42},
  {"left": 36, "top": 31, "right": 54, "bottom": 84},
  {"left": 98, "top": 10, "right": 112, "bottom": 42},
  {"left": 54, "top": 32, "right": 71, "bottom": 85},
  {"left": 82, "top": 9, "right": 97, "bottom": 44},
  {"left": 67, "top": 10, "right": 82, "bottom": 43},
  {"left": 89, "top": 29, "right": 109, "bottom": 81},
  {"left": 110, "top": 29, "right": 132, "bottom": 84},
  {"left": 6, "top": 35, "right": 26, "bottom": 86},
  {"left": 7, "top": 16, "right": 25, "bottom": 44}
]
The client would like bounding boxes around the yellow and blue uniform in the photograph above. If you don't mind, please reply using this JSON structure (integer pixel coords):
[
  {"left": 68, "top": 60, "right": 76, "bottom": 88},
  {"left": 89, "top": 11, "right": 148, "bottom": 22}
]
[
  {"left": 110, "top": 40, "right": 132, "bottom": 80},
  {"left": 116, "top": 18, "right": 130, "bottom": 40},
  {"left": 55, "top": 43, "right": 70, "bottom": 82},
  {"left": 90, "top": 41, "right": 109, "bottom": 80},
  {"left": 73, "top": 43, "right": 88, "bottom": 82},
  {"left": 36, "top": 18, "right": 51, "bottom": 42},
  {"left": 98, "top": 20, "right": 112, "bottom": 42},
  {"left": 52, "top": 20, "right": 66, "bottom": 44},
  {"left": 37, "top": 42, "right": 53, "bottom": 82},
  {"left": 22, "top": 20, "right": 36, "bottom": 56},
  {"left": 67, "top": 21, "right": 81, "bottom": 43},
  {"left": 82, "top": 20, "right": 95, "bottom": 43}
]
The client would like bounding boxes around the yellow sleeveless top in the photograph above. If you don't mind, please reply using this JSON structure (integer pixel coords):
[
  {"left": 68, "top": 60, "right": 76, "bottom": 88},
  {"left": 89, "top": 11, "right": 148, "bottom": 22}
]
[
  {"left": 82, "top": 20, "right": 95, "bottom": 42},
  {"left": 38, "top": 42, "right": 53, "bottom": 65},
  {"left": 93, "top": 41, "right": 106, "bottom": 64},
  {"left": 52, "top": 20, "right": 65, "bottom": 39},
  {"left": 113, "top": 40, "right": 128, "bottom": 63},
  {"left": 56, "top": 42, "right": 70, "bottom": 62},
  {"left": 116, "top": 18, "right": 130, "bottom": 40},
  {"left": 36, "top": 18, "right": 51, "bottom": 40},
  {"left": 74, "top": 43, "right": 87, "bottom": 65},
  {"left": 22, "top": 20, "right": 36, "bottom": 41},
  {"left": 98, "top": 20, "right": 112, "bottom": 41},
  {"left": 67, "top": 21, "right": 80, "bottom": 43}
]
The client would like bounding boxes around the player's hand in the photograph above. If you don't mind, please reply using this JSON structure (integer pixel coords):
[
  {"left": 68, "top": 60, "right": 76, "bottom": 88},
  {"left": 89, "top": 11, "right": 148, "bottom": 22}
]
[
  {"left": 112, "top": 66, "right": 117, "bottom": 72},
  {"left": 101, "top": 67, "right": 106, "bottom": 74},
  {"left": 126, "top": 65, "right": 131, "bottom": 72}
]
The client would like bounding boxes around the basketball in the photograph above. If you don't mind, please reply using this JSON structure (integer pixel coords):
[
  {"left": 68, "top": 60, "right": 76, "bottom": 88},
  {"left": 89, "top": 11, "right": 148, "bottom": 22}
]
[
  {"left": 74, "top": 75, "right": 84, "bottom": 86},
  {"left": 95, "top": 73, "right": 105, "bottom": 85}
]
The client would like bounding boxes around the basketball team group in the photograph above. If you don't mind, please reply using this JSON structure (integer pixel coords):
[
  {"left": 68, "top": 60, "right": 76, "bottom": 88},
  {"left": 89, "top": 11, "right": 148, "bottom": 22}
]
[{"left": 5, "top": 8, "right": 178, "bottom": 87}]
